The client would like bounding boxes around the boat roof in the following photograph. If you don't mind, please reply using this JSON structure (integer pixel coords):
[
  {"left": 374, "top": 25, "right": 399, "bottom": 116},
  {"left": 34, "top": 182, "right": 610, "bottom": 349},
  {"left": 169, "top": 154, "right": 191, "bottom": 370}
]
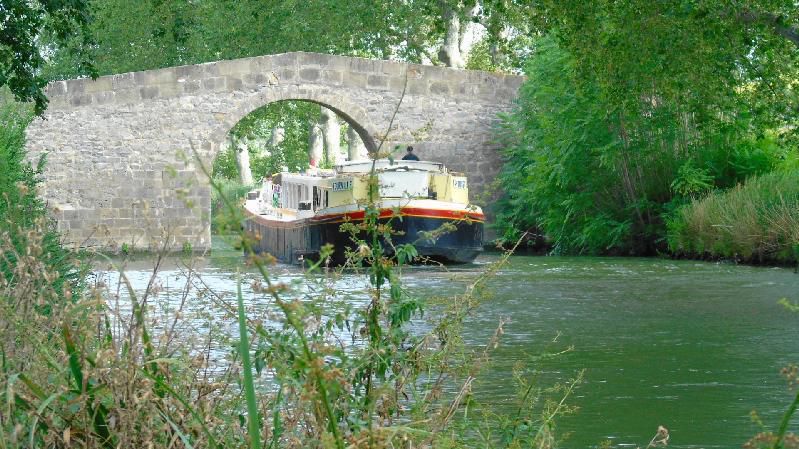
[
  {"left": 269, "top": 160, "right": 452, "bottom": 185},
  {"left": 334, "top": 159, "right": 446, "bottom": 174}
]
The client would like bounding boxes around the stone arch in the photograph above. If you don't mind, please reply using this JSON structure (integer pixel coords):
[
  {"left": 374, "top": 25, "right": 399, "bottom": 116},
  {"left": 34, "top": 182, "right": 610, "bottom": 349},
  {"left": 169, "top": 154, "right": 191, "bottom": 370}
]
[
  {"left": 204, "top": 88, "right": 379, "bottom": 164},
  {"left": 25, "top": 52, "right": 524, "bottom": 251}
]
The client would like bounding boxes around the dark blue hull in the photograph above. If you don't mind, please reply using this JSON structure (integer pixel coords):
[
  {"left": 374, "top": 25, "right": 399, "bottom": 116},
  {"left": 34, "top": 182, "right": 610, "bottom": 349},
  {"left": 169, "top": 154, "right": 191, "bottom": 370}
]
[{"left": 244, "top": 212, "right": 483, "bottom": 265}]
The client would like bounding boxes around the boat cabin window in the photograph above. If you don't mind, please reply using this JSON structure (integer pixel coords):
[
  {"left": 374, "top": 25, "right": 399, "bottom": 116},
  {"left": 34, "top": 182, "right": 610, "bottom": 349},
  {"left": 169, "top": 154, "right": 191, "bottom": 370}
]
[
  {"left": 312, "top": 186, "right": 330, "bottom": 210},
  {"left": 280, "top": 180, "right": 323, "bottom": 210},
  {"left": 274, "top": 176, "right": 331, "bottom": 211}
]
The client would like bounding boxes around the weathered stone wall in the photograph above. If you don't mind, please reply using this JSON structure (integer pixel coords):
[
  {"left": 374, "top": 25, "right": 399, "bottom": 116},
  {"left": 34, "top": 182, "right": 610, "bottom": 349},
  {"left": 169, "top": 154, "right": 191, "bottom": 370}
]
[{"left": 26, "top": 52, "right": 523, "bottom": 251}]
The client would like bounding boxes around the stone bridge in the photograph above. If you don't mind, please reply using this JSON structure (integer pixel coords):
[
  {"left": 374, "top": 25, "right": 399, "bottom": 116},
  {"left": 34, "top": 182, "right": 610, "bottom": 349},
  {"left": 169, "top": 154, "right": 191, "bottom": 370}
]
[{"left": 26, "top": 52, "right": 523, "bottom": 251}]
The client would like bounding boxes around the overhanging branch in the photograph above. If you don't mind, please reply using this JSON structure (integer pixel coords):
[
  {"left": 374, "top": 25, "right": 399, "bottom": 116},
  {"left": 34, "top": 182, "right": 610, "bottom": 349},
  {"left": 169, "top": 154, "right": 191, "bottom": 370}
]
[{"left": 738, "top": 9, "right": 799, "bottom": 48}]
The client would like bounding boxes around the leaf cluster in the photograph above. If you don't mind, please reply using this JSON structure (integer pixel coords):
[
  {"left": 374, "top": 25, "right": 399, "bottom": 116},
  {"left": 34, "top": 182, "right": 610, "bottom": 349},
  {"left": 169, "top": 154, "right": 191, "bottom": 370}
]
[{"left": 0, "top": 0, "right": 95, "bottom": 114}]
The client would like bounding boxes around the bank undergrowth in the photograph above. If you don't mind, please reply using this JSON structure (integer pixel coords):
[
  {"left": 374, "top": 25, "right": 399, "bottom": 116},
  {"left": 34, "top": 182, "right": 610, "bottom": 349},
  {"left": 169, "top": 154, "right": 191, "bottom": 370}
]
[
  {"left": 667, "top": 170, "right": 799, "bottom": 265},
  {"left": 210, "top": 176, "right": 252, "bottom": 234},
  {"left": 0, "top": 99, "right": 85, "bottom": 303}
]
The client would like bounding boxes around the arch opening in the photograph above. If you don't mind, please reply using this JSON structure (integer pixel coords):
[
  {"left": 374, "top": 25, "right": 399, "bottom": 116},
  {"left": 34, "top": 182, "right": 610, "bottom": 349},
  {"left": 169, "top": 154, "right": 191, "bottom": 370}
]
[
  {"left": 207, "top": 98, "right": 377, "bottom": 236},
  {"left": 211, "top": 99, "right": 375, "bottom": 183},
  {"left": 204, "top": 90, "right": 380, "bottom": 171}
]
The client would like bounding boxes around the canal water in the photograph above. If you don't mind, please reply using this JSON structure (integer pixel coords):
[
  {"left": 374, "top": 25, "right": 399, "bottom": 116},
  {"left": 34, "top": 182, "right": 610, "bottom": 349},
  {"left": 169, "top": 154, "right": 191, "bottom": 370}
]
[{"left": 99, "top": 240, "right": 799, "bottom": 448}]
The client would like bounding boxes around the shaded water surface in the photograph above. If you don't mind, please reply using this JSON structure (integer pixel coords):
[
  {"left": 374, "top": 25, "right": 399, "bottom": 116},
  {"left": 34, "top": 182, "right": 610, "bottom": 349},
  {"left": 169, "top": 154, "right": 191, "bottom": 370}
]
[{"left": 100, "top": 243, "right": 799, "bottom": 448}]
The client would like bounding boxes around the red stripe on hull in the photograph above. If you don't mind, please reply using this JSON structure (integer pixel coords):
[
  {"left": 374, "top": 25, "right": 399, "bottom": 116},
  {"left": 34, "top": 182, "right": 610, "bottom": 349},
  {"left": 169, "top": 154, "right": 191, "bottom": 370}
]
[{"left": 311, "top": 207, "right": 484, "bottom": 224}]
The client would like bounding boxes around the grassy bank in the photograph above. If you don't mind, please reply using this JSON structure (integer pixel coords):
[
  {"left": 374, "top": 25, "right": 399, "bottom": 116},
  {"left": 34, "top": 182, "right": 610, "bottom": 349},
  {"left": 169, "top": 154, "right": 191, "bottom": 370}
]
[{"left": 667, "top": 170, "right": 799, "bottom": 265}]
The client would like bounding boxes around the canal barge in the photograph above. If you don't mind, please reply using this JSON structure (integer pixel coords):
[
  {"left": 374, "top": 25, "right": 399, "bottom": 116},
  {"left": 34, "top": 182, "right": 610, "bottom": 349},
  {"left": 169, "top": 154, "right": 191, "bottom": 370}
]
[{"left": 243, "top": 160, "right": 484, "bottom": 264}]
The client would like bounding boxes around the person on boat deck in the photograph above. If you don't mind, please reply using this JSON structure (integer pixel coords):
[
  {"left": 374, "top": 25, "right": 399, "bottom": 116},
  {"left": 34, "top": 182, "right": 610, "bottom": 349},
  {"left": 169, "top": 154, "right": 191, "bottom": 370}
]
[{"left": 402, "top": 145, "right": 420, "bottom": 161}]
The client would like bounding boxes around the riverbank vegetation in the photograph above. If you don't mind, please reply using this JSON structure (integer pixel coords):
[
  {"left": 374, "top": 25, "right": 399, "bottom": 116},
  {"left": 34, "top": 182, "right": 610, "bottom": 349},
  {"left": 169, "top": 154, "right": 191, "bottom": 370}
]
[
  {"left": 493, "top": 2, "right": 799, "bottom": 263},
  {"left": 0, "top": 99, "right": 85, "bottom": 301}
]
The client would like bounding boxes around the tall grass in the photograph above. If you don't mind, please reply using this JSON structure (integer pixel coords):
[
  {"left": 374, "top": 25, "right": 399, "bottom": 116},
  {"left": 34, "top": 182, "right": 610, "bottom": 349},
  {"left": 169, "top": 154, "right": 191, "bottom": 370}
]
[{"left": 667, "top": 170, "right": 799, "bottom": 264}]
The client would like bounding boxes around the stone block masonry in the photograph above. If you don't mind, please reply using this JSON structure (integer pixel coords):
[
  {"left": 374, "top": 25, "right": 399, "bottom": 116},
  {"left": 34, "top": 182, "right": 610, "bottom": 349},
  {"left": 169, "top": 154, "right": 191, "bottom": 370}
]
[{"left": 26, "top": 52, "right": 523, "bottom": 251}]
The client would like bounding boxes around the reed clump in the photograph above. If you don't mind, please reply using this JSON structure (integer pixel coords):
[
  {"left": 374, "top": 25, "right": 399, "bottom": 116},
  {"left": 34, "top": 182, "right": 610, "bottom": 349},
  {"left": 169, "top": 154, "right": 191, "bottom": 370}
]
[{"left": 667, "top": 170, "right": 799, "bottom": 265}]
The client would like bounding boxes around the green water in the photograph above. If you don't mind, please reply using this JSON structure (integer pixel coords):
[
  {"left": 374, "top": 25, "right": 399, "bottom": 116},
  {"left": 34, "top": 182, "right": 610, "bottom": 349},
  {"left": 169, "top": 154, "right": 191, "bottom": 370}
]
[
  {"left": 448, "top": 256, "right": 799, "bottom": 448},
  {"left": 103, "top": 243, "right": 799, "bottom": 448}
]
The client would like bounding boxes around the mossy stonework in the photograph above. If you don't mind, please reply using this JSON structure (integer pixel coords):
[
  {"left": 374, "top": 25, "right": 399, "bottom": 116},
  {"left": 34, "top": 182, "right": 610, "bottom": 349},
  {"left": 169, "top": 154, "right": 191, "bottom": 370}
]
[{"left": 24, "top": 52, "right": 523, "bottom": 251}]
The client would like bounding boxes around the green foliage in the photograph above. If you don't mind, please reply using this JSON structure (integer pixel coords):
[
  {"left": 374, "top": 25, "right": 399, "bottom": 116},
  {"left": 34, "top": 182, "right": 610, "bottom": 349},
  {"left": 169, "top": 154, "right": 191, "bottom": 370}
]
[
  {"left": 465, "top": 33, "right": 535, "bottom": 74},
  {"left": 495, "top": 36, "right": 790, "bottom": 255},
  {"left": 41, "top": 0, "right": 538, "bottom": 83},
  {"left": 218, "top": 102, "right": 317, "bottom": 181},
  {"left": 534, "top": 0, "right": 799, "bottom": 132},
  {"left": 670, "top": 161, "right": 714, "bottom": 198},
  {"left": 42, "top": 0, "right": 201, "bottom": 78},
  {"left": 495, "top": 37, "right": 658, "bottom": 255},
  {"left": 0, "top": 0, "right": 95, "bottom": 114},
  {"left": 210, "top": 145, "right": 239, "bottom": 181},
  {"left": 492, "top": 1, "right": 798, "bottom": 255},
  {"left": 210, "top": 177, "right": 252, "bottom": 234},
  {"left": 465, "top": 39, "right": 502, "bottom": 72},
  {"left": 236, "top": 272, "right": 262, "bottom": 449},
  {"left": 41, "top": 0, "right": 425, "bottom": 78},
  {"left": 0, "top": 100, "right": 84, "bottom": 301},
  {"left": 667, "top": 169, "right": 799, "bottom": 264}
]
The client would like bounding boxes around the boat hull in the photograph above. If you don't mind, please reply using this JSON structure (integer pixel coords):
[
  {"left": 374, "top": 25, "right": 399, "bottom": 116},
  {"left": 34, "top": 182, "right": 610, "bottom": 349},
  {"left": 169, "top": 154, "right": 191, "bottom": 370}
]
[{"left": 244, "top": 208, "right": 483, "bottom": 265}]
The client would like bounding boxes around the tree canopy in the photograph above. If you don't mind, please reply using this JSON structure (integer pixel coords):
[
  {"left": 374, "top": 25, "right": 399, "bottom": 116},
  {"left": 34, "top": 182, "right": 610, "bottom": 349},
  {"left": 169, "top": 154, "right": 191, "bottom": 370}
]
[
  {"left": 0, "top": 0, "right": 95, "bottom": 114},
  {"left": 532, "top": 0, "right": 799, "bottom": 135}
]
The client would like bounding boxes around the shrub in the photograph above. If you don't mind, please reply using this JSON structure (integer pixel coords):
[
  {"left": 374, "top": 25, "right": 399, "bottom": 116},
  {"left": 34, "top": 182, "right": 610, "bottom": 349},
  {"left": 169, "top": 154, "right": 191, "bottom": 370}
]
[
  {"left": 210, "top": 176, "right": 253, "bottom": 234},
  {"left": 0, "top": 100, "right": 84, "bottom": 302}
]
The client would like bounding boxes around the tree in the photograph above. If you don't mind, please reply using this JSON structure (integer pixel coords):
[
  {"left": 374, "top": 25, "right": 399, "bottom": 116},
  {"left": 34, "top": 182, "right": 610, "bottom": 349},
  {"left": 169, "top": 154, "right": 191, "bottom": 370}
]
[
  {"left": 532, "top": 0, "right": 798, "bottom": 132},
  {"left": 0, "top": 0, "right": 95, "bottom": 114},
  {"left": 420, "top": 0, "right": 537, "bottom": 69}
]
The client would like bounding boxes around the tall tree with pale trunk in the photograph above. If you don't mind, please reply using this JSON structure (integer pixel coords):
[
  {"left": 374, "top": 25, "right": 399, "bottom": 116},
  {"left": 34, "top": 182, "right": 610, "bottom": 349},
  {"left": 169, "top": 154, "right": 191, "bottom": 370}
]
[{"left": 320, "top": 107, "right": 343, "bottom": 164}]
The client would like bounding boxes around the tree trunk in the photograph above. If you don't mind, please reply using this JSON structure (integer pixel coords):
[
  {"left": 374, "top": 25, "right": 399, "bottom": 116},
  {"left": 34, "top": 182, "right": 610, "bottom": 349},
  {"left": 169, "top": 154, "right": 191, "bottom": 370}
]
[
  {"left": 438, "top": 5, "right": 465, "bottom": 68},
  {"left": 320, "top": 107, "right": 343, "bottom": 164},
  {"left": 268, "top": 126, "right": 285, "bottom": 148},
  {"left": 233, "top": 137, "right": 254, "bottom": 185},
  {"left": 488, "top": 27, "right": 509, "bottom": 67},
  {"left": 736, "top": 9, "right": 799, "bottom": 48},
  {"left": 308, "top": 118, "right": 324, "bottom": 168},
  {"left": 347, "top": 126, "right": 368, "bottom": 161}
]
